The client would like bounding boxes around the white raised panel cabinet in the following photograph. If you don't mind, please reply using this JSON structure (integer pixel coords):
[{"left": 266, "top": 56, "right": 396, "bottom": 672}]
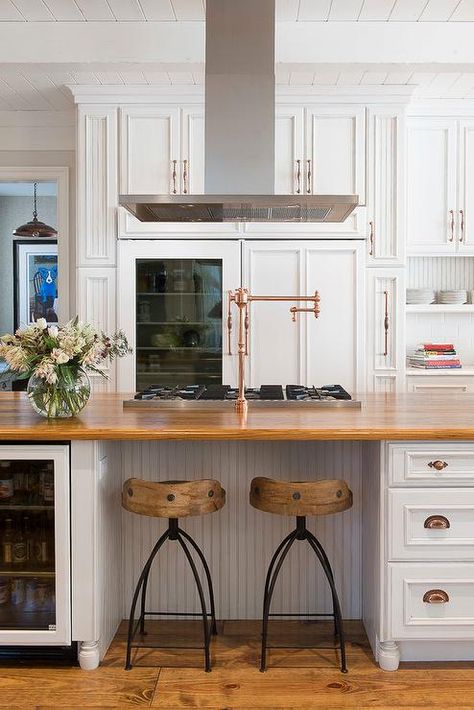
[
  {"left": 366, "top": 107, "right": 405, "bottom": 265},
  {"left": 243, "top": 240, "right": 364, "bottom": 392},
  {"left": 274, "top": 106, "right": 304, "bottom": 195},
  {"left": 457, "top": 120, "right": 474, "bottom": 254},
  {"left": 366, "top": 269, "right": 406, "bottom": 392},
  {"left": 181, "top": 106, "right": 205, "bottom": 196}
]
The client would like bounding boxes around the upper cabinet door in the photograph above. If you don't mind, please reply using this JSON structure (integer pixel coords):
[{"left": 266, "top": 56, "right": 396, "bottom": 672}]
[
  {"left": 406, "top": 118, "right": 457, "bottom": 254},
  {"left": 305, "top": 106, "right": 366, "bottom": 204},
  {"left": 366, "top": 108, "right": 405, "bottom": 265},
  {"left": 181, "top": 106, "right": 205, "bottom": 196},
  {"left": 457, "top": 119, "right": 474, "bottom": 255},
  {"left": 274, "top": 106, "right": 304, "bottom": 195}
]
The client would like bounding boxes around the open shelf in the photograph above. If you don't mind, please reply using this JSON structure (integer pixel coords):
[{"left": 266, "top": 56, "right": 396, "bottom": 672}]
[
  {"left": 406, "top": 366, "right": 474, "bottom": 376},
  {"left": 406, "top": 304, "right": 474, "bottom": 313}
]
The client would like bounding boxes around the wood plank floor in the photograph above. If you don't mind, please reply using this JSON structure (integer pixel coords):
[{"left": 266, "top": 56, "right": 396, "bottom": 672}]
[{"left": 0, "top": 620, "right": 474, "bottom": 709}]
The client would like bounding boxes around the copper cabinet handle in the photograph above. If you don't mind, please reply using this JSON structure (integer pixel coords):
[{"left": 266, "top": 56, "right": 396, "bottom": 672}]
[
  {"left": 424, "top": 514, "right": 450, "bottom": 529},
  {"left": 369, "top": 220, "right": 374, "bottom": 256},
  {"left": 306, "top": 159, "right": 312, "bottom": 194},
  {"left": 295, "top": 159, "right": 301, "bottom": 194},
  {"left": 460, "top": 209, "right": 464, "bottom": 242},
  {"left": 171, "top": 159, "right": 177, "bottom": 194},
  {"left": 383, "top": 290, "right": 389, "bottom": 357},
  {"left": 428, "top": 460, "right": 448, "bottom": 471},
  {"left": 449, "top": 209, "right": 455, "bottom": 241},
  {"left": 423, "top": 589, "right": 449, "bottom": 604},
  {"left": 182, "top": 159, "right": 188, "bottom": 194}
]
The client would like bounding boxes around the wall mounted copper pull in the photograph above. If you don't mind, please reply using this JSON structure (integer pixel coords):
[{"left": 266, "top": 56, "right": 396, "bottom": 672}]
[
  {"left": 295, "top": 160, "right": 301, "bottom": 194},
  {"left": 172, "top": 160, "right": 177, "bottom": 194},
  {"left": 449, "top": 209, "right": 455, "bottom": 241},
  {"left": 182, "top": 159, "right": 188, "bottom": 194},
  {"left": 424, "top": 515, "right": 450, "bottom": 529},
  {"left": 383, "top": 290, "right": 389, "bottom": 357},
  {"left": 460, "top": 209, "right": 465, "bottom": 242},
  {"left": 369, "top": 221, "right": 374, "bottom": 256},
  {"left": 306, "top": 159, "right": 312, "bottom": 194},
  {"left": 227, "top": 290, "right": 233, "bottom": 355},
  {"left": 423, "top": 589, "right": 449, "bottom": 604},
  {"left": 428, "top": 460, "right": 448, "bottom": 471}
]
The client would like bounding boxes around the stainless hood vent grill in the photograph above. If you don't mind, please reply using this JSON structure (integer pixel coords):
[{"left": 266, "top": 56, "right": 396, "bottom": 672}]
[{"left": 119, "top": 0, "right": 358, "bottom": 224}]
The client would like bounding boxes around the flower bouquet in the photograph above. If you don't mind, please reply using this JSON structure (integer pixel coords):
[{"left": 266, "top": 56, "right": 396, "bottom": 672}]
[{"left": 0, "top": 318, "right": 131, "bottom": 418}]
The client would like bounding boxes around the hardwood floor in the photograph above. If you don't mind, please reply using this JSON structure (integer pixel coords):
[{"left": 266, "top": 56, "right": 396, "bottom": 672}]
[{"left": 0, "top": 620, "right": 474, "bottom": 708}]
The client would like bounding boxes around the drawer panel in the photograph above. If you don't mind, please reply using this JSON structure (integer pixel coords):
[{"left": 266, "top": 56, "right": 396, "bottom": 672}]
[
  {"left": 388, "top": 443, "right": 474, "bottom": 486},
  {"left": 406, "top": 375, "right": 474, "bottom": 394},
  {"left": 390, "top": 563, "right": 474, "bottom": 639},
  {"left": 388, "top": 489, "right": 474, "bottom": 560}
]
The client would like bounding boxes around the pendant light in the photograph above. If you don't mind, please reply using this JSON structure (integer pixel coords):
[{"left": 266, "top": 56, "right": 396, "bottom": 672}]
[{"left": 13, "top": 182, "right": 58, "bottom": 238}]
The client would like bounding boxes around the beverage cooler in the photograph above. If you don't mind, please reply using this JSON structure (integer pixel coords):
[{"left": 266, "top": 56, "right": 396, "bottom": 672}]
[
  {"left": 0, "top": 445, "right": 70, "bottom": 650},
  {"left": 118, "top": 240, "right": 240, "bottom": 391}
]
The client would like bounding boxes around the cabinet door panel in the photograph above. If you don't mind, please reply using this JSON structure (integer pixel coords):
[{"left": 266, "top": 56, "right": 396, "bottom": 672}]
[
  {"left": 305, "top": 107, "right": 365, "bottom": 203},
  {"left": 406, "top": 119, "right": 457, "bottom": 254},
  {"left": 275, "top": 107, "right": 304, "bottom": 195},
  {"left": 181, "top": 106, "right": 205, "bottom": 195},
  {"left": 367, "top": 269, "right": 405, "bottom": 391},
  {"left": 458, "top": 120, "right": 474, "bottom": 254}
]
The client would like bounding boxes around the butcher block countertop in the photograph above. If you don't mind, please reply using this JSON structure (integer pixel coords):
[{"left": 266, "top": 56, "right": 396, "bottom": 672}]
[{"left": 0, "top": 391, "right": 473, "bottom": 441}]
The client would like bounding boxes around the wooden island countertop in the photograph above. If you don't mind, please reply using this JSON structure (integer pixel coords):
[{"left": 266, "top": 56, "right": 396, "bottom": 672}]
[{"left": 0, "top": 391, "right": 472, "bottom": 440}]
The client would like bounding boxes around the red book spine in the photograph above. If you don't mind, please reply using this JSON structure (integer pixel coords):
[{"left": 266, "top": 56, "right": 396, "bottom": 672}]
[{"left": 423, "top": 343, "right": 455, "bottom": 351}]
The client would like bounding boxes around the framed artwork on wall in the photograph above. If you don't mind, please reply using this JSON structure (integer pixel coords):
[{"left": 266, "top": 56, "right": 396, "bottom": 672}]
[{"left": 13, "top": 239, "right": 58, "bottom": 331}]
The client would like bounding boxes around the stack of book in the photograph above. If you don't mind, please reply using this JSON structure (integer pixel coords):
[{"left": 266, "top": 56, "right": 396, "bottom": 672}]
[{"left": 407, "top": 343, "right": 462, "bottom": 370}]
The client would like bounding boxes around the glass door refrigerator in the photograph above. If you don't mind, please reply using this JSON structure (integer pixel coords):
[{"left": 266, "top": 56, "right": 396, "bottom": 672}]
[{"left": 0, "top": 445, "right": 70, "bottom": 651}]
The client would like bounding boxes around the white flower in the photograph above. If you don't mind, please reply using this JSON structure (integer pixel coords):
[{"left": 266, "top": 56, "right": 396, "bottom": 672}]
[
  {"left": 3, "top": 346, "right": 29, "bottom": 373},
  {"left": 35, "top": 318, "right": 47, "bottom": 330},
  {"left": 34, "top": 360, "right": 58, "bottom": 385},
  {"left": 51, "top": 348, "right": 70, "bottom": 365},
  {"left": 48, "top": 326, "right": 59, "bottom": 339}
]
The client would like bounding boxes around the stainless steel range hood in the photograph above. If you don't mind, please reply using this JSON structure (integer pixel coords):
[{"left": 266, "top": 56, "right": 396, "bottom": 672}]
[{"left": 119, "top": 0, "right": 358, "bottom": 224}]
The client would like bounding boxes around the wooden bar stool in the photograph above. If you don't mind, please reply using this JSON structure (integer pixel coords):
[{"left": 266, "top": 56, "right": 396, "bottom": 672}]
[
  {"left": 122, "top": 478, "right": 225, "bottom": 672},
  {"left": 249, "top": 476, "right": 353, "bottom": 673}
]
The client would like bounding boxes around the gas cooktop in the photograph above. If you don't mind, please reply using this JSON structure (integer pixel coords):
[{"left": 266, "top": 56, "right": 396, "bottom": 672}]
[{"left": 123, "top": 384, "right": 361, "bottom": 409}]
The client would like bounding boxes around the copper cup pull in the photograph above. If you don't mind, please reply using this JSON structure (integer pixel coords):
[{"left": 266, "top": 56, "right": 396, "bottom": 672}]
[
  {"left": 449, "top": 209, "right": 455, "bottom": 241},
  {"left": 182, "top": 159, "right": 188, "bottom": 194},
  {"left": 423, "top": 589, "right": 449, "bottom": 604},
  {"left": 369, "top": 220, "right": 374, "bottom": 256},
  {"left": 424, "top": 514, "right": 450, "bottom": 529},
  {"left": 295, "top": 159, "right": 301, "bottom": 194},
  {"left": 171, "top": 159, "right": 177, "bottom": 194},
  {"left": 306, "top": 159, "right": 312, "bottom": 194},
  {"left": 428, "top": 460, "right": 448, "bottom": 471},
  {"left": 460, "top": 209, "right": 465, "bottom": 242}
]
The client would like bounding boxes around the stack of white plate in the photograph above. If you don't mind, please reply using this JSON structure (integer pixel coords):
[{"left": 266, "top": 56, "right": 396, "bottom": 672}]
[
  {"left": 406, "top": 288, "right": 435, "bottom": 305},
  {"left": 438, "top": 290, "right": 467, "bottom": 304}
]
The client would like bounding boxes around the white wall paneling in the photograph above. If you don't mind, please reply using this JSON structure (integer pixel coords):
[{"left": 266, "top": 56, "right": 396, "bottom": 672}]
[
  {"left": 407, "top": 256, "right": 474, "bottom": 291},
  {"left": 77, "top": 106, "right": 118, "bottom": 266},
  {"left": 367, "top": 107, "right": 405, "bottom": 265},
  {"left": 121, "top": 439, "right": 362, "bottom": 620}
]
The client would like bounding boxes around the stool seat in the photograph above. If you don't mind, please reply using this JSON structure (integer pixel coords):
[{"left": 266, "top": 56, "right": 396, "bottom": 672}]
[
  {"left": 122, "top": 478, "right": 226, "bottom": 518},
  {"left": 250, "top": 477, "right": 352, "bottom": 517}
]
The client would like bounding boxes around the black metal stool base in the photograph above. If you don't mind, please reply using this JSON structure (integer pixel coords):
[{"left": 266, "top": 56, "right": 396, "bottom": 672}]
[
  {"left": 125, "top": 518, "right": 217, "bottom": 672},
  {"left": 260, "top": 516, "right": 348, "bottom": 674}
]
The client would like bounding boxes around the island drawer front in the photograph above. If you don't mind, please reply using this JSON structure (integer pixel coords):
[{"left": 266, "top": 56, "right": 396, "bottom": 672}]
[
  {"left": 388, "top": 489, "right": 474, "bottom": 561},
  {"left": 390, "top": 563, "right": 474, "bottom": 639},
  {"left": 388, "top": 443, "right": 474, "bottom": 486}
]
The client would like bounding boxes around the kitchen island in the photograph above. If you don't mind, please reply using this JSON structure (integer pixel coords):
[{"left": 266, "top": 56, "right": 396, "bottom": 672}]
[{"left": 1, "top": 391, "right": 473, "bottom": 672}]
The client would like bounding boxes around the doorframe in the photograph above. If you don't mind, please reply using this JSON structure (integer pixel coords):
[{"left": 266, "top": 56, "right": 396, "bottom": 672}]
[{"left": 0, "top": 166, "right": 69, "bottom": 326}]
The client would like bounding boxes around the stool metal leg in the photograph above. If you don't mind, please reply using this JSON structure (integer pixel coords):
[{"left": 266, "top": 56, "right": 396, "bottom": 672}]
[
  {"left": 178, "top": 527, "right": 218, "bottom": 636},
  {"left": 260, "top": 530, "right": 299, "bottom": 672},
  {"left": 176, "top": 533, "right": 212, "bottom": 672},
  {"left": 125, "top": 527, "right": 170, "bottom": 671},
  {"left": 305, "top": 529, "right": 337, "bottom": 637},
  {"left": 306, "top": 535, "right": 348, "bottom": 673}
]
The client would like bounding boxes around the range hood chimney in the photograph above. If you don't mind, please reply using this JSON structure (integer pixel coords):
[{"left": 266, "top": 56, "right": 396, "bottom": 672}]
[{"left": 119, "top": 0, "right": 358, "bottom": 223}]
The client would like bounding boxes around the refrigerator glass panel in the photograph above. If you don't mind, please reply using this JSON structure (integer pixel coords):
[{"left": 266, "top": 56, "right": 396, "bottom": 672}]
[
  {"left": 136, "top": 258, "right": 223, "bottom": 391},
  {"left": 0, "top": 459, "right": 56, "bottom": 631}
]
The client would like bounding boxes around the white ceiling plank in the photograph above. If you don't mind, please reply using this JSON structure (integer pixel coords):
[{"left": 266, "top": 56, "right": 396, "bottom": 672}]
[
  {"left": 171, "top": 0, "right": 204, "bottom": 20},
  {"left": 450, "top": 0, "right": 474, "bottom": 20},
  {"left": 0, "top": 77, "right": 34, "bottom": 109},
  {"left": 0, "top": 2, "right": 25, "bottom": 20},
  {"left": 313, "top": 72, "right": 340, "bottom": 85},
  {"left": 1, "top": 73, "right": 52, "bottom": 109},
  {"left": 120, "top": 70, "right": 148, "bottom": 83},
  {"left": 10, "top": 0, "right": 54, "bottom": 20},
  {"left": 337, "top": 71, "right": 364, "bottom": 85},
  {"left": 137, "top": 0, "right": 175, "bottom": 20},
  {"left": 107, "top": 0, "right": 145, "bottom": 20},
  {"left": 276, "top": 0, "right": 300, "bottom": 21},
  {"left": 329, "top": 0, "right": 365, "bottom": 21},
  {"left": 192, "top": 71, "right": 204, "bottom": 84},
  {"left": 22, "top": 72, "right": 73, "bottom": 108},
  {"left": 72, "top": 71, "right": 101, "bottom": 84},
  {"left": 275, "top": 67, "right": 291, "bottom": 84},
  {"left": 167, "top": 71, "right": 194, "bottom": 84},
  {"left": 384, "top": 71, "right": 412, "bottom": 84},
  {"left": 42, "top": 0, "right": 85, "bottom": 20},
  {"left": 428, "top": 72, "right": 461, "bottom": 89},
  {"left": 74, "top": 0, "right": 115, "bottom": 20},
  {"left": 290, "top": 71, "right": 316, "bottom": 85},
  {"left": 95, "top": 71, "right": 125, "bottom": 84},
  {"left": 360, "top": 71, "right": 388, "bottom": 84},
  {"left": 359, "top": 0, "right": 396, "bottom": 20},
  {"left": 407, "top": 71, "right": 436, "bottom": 85},
  {"left": 447, "top": 72, "right": 474, "bottom": 92},
  {"left": 298, "top": 0, "right": 332, "bottom": 21},
  {"left": 143, "top": 71, "right": 171, "bottom": 83},
  {"left": 419, "top": 0, "right": 460, "bottom": 21},
  {"left": 388, "top": 0, "right": 429, "bottom": 20}
]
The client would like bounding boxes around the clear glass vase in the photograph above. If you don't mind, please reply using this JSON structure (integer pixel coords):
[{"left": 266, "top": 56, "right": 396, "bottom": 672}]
[{"left": 27, "top": 367, "right": 91, "bottom": 418}]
